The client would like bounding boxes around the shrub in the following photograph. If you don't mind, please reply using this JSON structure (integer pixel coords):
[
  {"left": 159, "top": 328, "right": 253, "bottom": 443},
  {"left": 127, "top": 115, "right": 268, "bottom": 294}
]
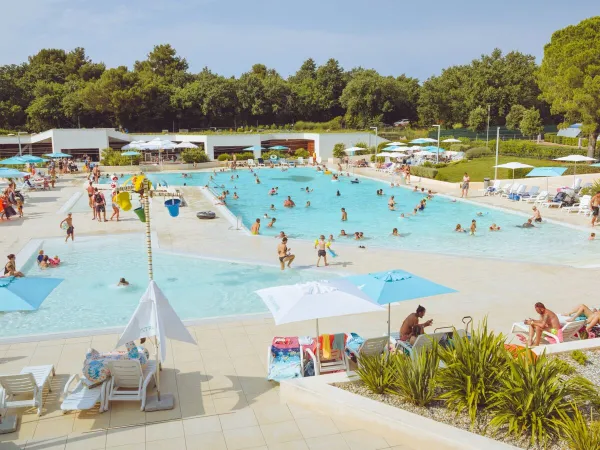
[
  {"left": 101, "top": 147, "right": 140, "bottom": 166},
  {"left": 409, "top": 166, "right": 438, "bottom": 179},
  {"left": 294, "top": 148, "right": 310, "bottom": 158},
  {"left": 492, "top": 139, "right": 588, "bottom": 159},
  {"left": 580, "top": 180, "right": 600, "bottom": 196},
  {"left": 294, "top": 117, "right": 343, "bottom": 131},
  {"left": 452, "top": 123, "right": 463, "bottom": 129},
  {"left": 465, "top": 146, "right": 492, "bottom": 159},
  {"left": 558, "top": 407, "right": 600, "bottom": 450},
  {"left": 355, "top": 142, "right": 368, "bottom": 149},
  {"left": 355, "top": 353, "right": 398, "bottom": 395},
  {"left": 553, "top": 358, "right": 576, "bottom": 376},
  {"left": 545, "top": 133, "right": 589, "bottom": 147},
  {"left": 217, "top": 154, "right": 231, "bottom": 161},
  {"left": 422, "top": 161, "right": 433, "bottom": 168},
  {"left": 437, "top": 320, "right": 508, "bottom": 426},
  {"left": 449, "top": 144, "right": 471, "bottom": 152},
  {"left": 370, "top": 155, "right": 385, "bottom": 163},
  {"left": 488, "top": 354, "right": 597, "bottom": 447},
  {"left": 393, "top": 347, "right": 439, "bottom": 407},
  {"left": 333, "top": 143, "right": 346, "bottom": 160},
  {"left": 571, "top": 350, "right": 588, "bottom": 366},
  {"left": 181, "top": 148, "right": 208, "bottom": 163},
  {"left": 236, "top": 151, "right": 255, "bottom": 160}
]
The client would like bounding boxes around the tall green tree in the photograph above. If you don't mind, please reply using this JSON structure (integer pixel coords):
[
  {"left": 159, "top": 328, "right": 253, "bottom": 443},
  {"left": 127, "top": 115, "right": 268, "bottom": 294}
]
[
  {"left": 538, "top": 16, "right": 600, "bottom": 157},
  {"left": 505, "top": 104, "right": 527, "bottom": 131},
  {"left": 467, "top": 106, "right": 488, "bottom": 133},
  {"left": 519, "top": 108, "right": 543, "bottom": 138}
]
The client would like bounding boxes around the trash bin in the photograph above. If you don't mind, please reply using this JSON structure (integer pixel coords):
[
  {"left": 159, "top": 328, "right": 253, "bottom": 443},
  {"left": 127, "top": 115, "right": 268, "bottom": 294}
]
[
  {"left": 483, "top": 178, "right": 490, "bottom": 190},
  {"left": 133, "top": 206, "right": 146, "bottom": 223},
  {"left": 165, "top": 198, "right": 181, "bottom": 218}
]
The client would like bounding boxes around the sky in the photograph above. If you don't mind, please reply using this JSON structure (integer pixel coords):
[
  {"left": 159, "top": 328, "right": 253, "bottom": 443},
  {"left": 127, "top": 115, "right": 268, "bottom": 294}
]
[{"left": 0, "top": 0, "right": 596, "bottom": 81}]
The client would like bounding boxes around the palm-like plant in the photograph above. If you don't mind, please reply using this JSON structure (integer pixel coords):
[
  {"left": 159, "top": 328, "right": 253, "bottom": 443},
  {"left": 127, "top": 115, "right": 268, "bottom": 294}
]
[
  {"left": 488, "top": 354, "right": 597, "bottom": 447},
  {"left": 355, "top": 353, "right": 398, "bottom": 395},
  {"left": 436, "top": 319, "right": 508, "bottom": 426},
  {"left": 559, "top": 407, "right": 600, "bottom": 450},
  {"left": 393, "top": 345, "right": 439, "bottom": 407}
]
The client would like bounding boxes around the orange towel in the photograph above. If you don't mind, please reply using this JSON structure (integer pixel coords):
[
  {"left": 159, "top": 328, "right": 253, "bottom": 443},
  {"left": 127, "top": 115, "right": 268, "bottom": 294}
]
[{"left": 321, "top": 334, "right": 331, "bottom": 359}]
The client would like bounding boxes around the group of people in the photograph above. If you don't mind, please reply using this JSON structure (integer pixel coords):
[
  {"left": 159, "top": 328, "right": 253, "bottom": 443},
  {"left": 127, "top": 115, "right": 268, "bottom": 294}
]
[
  {"left": 1, "top": 181, "right": 24, "bottom": 220},
  {"left": 36, "top": 249, "right": 60, "bottom": 269},
  {"left": 85, "top": 181, "right": 120, "bottom": 222}
]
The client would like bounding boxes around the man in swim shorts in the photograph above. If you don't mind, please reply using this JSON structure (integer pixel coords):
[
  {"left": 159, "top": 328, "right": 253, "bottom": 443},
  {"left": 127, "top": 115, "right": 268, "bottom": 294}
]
[
  {"left": 60, "top": 213, "right": 75, "bottom": 242},
  {"left": 277, "top": 237, "right": 295, "bottom": 270},
  {"left": 523, "top": 302, "right": 560, "bottom": 347},
  {"left": 531, "top": 206, "right": 542, "bottom": 223},
  {"left": 93, "top": 188, "right": 107, "bottom": 222},
  {"left": 388, "top": 196, "right": 396, "bottom": 211},
  {"left": 250, "top": 218, "right": 260, "bottom": 235},
  {"left": 86, "top": 181, "right": 95, "bottom": 213},
  {"left": 341, "top": 208, "right": 347, "bottom": 221},
  {"left": 591, "top": 192, "right": 600, "bottom": 227},
  {"left": 315, "top": 235, "right": 328, "bottom": 267},
  {"left": 399, "top": 305, "right": 432, "bottom": 345}
]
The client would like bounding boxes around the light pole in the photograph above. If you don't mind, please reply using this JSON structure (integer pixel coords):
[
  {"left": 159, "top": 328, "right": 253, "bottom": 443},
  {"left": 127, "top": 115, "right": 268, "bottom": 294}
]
[
  {"left": 432, "top": 125, "right": 441, "bottom": 163},
  {"left": 494, "top": 127, "right": 500, "bottom": 181},
  {"left": 485, "top": 105, "right": 491, "bottom": 149},
  {"left": 370, "top": 126, "right": 378, "bottom": 152},
  {"left": 7, "top": 132, "right": 27, "bottom": 156}
]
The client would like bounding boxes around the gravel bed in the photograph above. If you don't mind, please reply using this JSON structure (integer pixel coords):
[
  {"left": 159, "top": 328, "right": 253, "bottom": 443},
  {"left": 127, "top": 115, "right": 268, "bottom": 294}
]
[{"left": 334, "top": 350, "right": 600, "bottom": 450}]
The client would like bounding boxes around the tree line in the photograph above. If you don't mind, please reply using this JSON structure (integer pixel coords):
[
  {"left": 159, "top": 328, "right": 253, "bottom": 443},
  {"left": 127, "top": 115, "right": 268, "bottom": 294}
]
[{"left": 0, "top": 17, "right": 597, "bottom": 155}]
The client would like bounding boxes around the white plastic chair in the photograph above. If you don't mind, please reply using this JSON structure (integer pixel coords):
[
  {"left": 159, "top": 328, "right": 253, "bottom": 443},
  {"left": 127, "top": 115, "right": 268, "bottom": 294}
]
[
  {"left": 61, "top": 375, "right": 107, "bottom": 413},
  {"left": 104, "top": 360, "right": 157, "bottom": 411},
  {"left": 0, "top": 365, "right": 55, "bottom": 416},
  {"left": 247, "top": 159, "right": 256, "bottom": 167},
  {"left": 297, "top": 157, "right": 305, "bottom": 165},
  {"left": 563, "top": 195, "right": 590, "bottom": 213},
  {"left": 520, "top": 186, "right": 539, "bottom": 200}
]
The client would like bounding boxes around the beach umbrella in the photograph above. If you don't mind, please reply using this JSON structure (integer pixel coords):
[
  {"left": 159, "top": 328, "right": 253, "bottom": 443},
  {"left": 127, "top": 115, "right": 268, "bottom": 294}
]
[
  {"left": 386, "top": 142, "right": 406, "bottom": 146},
  {"left": 122, "top": 141, "right": 145, "bottom": 150},
  {"left": 243, "top": 145, "right": 265, "bottom": 152},
  {"left": 409, "top": 138, "right": 429, "bottom": 144},
  {"left": 44, "top": 152, "right": 72, "bottom": 158},
  {"left": 0, "top": 156, "right": 29, "bottom": 165},
  {"left": 121, "top": 151, "right": 141, "bottom": 166},
  {"left": 376, "top": 152, "right": 395, "bottom": 157},
  {"left": 493, "top": 162, "right": 535, "bottom": 180},
  {"left": 268, "top": 145, "right": 289, "bottom": 150},
  {"left": 0, "top": 276, "right": 63, "bottom": 312},
  {"left": 116, "top": 281, "right": 196, "bottom": 406},
  {"left": 0, "top": 168, "right": 29, "bottom": 178},
  {"left": 16, "top": 155, "right": 47, "bottom": 163},
  {"left": 175, "top": 141, "right": 199, "bottom": 149},
  {"left": 343, "top": 147, "right": 364, "bottom": 154},
  {"left": 345, "top": 270, "right": 456, "bottom": 341},
  {"left": 255, "top": 280, "right": 384, "bottom": 370},
  {"left": 591, "top": 163, "right": 600, "bottom": 168},
  {"left": 526, "top": 167, "right": 568, "bottom": 192},
  {"left": 553, "top": 154, "right": 597, "bottom": 185},
  {"left": 441, "top": 138, "right": 461, "bottom": 143}
]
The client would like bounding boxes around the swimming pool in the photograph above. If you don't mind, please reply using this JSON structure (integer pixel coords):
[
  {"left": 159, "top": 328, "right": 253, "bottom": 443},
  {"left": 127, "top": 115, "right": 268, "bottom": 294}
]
[
  {"left": 1, "top": 234, "right": 333, "bottom": 337},
  {"left": 92, "top": 169, "right": 597, "bottom": 266}
]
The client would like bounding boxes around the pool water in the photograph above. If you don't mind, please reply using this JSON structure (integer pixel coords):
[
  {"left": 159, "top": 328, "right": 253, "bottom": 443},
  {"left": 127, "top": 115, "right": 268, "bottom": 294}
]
[
  {"left": 98, "top": 169, "right": 596, "bottom": 266},
  {"left": 1, "top": 235, "right": 332, "bottom": 337}
]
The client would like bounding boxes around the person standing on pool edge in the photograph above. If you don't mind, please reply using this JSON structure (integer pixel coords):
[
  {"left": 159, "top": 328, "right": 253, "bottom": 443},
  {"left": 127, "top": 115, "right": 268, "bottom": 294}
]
[
  {"left": 250, "top": 218, "right": 261, "bottom": 235},
  {"left": 315, "top": 235, "right": 329, "bottom": 267},
  {"left": 341, "top": 208, "right": 347, "bottom": 221},
  {"left": 60, "top": 213, "right": 75, "bottom": 242},
  {"left": 277, "top": 237, "right": 295, "bottom": 270}
]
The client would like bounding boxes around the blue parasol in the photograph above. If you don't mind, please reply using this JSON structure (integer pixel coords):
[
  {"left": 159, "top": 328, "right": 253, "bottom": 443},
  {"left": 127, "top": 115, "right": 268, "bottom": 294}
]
[{"left": 0, "top": 276, "right": 63, "bottom": 312}]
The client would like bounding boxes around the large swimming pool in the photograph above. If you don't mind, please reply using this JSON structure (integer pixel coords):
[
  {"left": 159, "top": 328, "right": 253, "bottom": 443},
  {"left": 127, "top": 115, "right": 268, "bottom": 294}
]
[
  {"left": 1, "top": 235, "right": 332, "bottom": 337},
  {"left": 141, "top": 168, "right": 596, "bottom": 267}
]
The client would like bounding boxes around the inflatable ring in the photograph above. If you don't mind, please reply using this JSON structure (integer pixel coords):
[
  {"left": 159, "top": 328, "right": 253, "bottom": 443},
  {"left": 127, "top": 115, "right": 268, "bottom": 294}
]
[
  {"left": 270, "top": 155, "right": 278, "bottom": 160},
  {"left": 324, "top": 171, "right": 331, "bottom": 175},
  {"left": 197, "top": 211, "right": 216, "bottom": 220}
]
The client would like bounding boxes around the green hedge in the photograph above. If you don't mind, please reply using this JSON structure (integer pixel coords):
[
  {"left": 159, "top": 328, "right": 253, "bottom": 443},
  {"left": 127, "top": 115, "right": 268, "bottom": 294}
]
[
  {"left": 544, "top": 133, "right": 588, "bottom": 147},
  {"left": 181, "top": 148, "right": 209, "bottom": 163},
  {"left": 101, "top": 148, "right": 141, "bottom": 166},
  {"left": 410, "top": 166, "right": 438, "bottom": 179},
  {"left": 294, "top": 117, "right": 343, "bottom": 131},
  {"left": 465, "top": 147, "right": 492, "bottom": 159},
  {"left": 489, "top": 140, "right": 588, "bottom": 159}
]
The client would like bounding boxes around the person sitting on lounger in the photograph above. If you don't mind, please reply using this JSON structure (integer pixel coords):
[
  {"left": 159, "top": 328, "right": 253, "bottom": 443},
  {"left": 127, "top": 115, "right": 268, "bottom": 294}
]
[
  {"left": 399, "top": 305, "right": 433, "bottom": 345},
  {"left": 521, "top": 302, "right": 560, "bottom": 347}
]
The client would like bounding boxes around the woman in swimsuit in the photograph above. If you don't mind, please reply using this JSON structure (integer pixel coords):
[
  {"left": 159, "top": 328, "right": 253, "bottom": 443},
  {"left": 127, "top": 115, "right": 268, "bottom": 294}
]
[{"left": 4, "top": 254, "right": 24, "bottom": 277}]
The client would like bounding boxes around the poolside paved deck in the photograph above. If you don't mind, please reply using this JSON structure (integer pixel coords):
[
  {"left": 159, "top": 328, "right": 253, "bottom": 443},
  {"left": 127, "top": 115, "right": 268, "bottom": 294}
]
[{"left": 1, "top": 167, "right": 599, "bottom": 449}]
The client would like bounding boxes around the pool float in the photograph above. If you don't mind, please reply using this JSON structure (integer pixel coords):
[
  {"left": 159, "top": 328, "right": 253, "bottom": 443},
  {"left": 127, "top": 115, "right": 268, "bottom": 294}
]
[
  {"left": 327, "top": 248, "right": 338, "bottom": 258},
  {"left": 116, "top": 191, "right": 132, "bottom": 211},
  {"left": 48, "top": 256, "right": 60, "bottom": 267},
  {"left": 324, "top": 171, "right": 331, "bottom": 175},
  {"left": 82, "top": 342, "right": 149, "bottom": 383},
  {"left": 122, "top": 175, "right": 152, "bottom": 193},
  {"left": 350, "top": 180, "right": 359, "bottom": 184},
  {"left": 60, "top": 222, "right": 68, "bottom": 230},
  {"left": 197, "top": 211, "right": 216, "bottom": 220},
  {"left": 331, "top": 179, "right": 339, "bottom": 182}
]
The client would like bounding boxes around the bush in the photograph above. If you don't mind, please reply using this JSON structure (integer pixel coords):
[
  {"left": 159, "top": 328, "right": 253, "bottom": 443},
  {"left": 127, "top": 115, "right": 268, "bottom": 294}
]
[
  {"left": 409, "top": 166, "right": 438, "bottom": 179},
  {"left": 355, "top": 353, "right": 398, "bottom": 395},
  {"left": 333, "top": 143, "right": 346, "bottom": 160},
  {"left": 294, "top": 117, "right": 343, "bottom": 131},
  {"left": 571, "top": 350, "right": 588, "bottom": 366},
  {"left": 355, "top": 142, "right": 368, "bottom": 149},
  {"left": 422, "top": 161, "right": 433, "bottom": 168},
  {"left": 558, "top": 407, "right": 600, "bottom": 450},
  {"left": 465, "top": 146, "right": 492, "bottom": 159},
  {"left": 294, "top": 148, "right": 310, "bottom": 158},
  {"left": 236, "top": 151, "right": 255, "bottom": 160},
  {"left": 181, "top": 148, "right": 209, "bottom": 163},
  {"left": 452, "top": 123, "right": 463, "bottom": 129},
  {"left": 393, "top": 347, "right": 439, "bottom": 407},
  {"left": 491, "top": 139, "right": 588, "bottom": 159},
  {"left": 370, "top": 155, "right": 385, "bottom": 163},
  {"left": 553, "top": 358, "right": 576, "bottom": 376},
  {"left": 580, "top": 180, "right": 600, "bottom": 196},
  {"left": 449, "top": 144, "right": 471, "bottom": 152},
  {"left": 545, "top": 133, "right": 588, "bottom": 147},
  {"left": 488, "top": 354, "right": 597, "bottom": 447},
  {"left": 101, "top": 147, "right": 140, "bottom": 166},
  {"left": 437, "top": 320, "right": 508, "bottom": 426},
  {"left": 217, "top": 154, "right": 231, "bottom": 161}
]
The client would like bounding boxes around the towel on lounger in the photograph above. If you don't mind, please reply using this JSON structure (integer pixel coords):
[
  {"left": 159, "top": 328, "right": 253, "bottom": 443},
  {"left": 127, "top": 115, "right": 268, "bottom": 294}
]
[{"left": 321, "top": 334, "right": 331, "bottom": 359}]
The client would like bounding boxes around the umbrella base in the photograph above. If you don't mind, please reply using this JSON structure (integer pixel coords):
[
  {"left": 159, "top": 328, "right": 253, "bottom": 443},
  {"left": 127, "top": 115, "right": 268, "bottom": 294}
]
[
  {"left": 145, "top": 393, "right": 175, "bottom": 411},
  {"left": 0, "top": 414, "right": 18, "bottom": 434}
]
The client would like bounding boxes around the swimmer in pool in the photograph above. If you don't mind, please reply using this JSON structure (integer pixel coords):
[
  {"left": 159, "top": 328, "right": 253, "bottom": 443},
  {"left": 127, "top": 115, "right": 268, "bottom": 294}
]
[
  {"left": 413, "top": 208, "right": 418, "bottom": 215},
  {"left": 354, "top": 232, "right": 360, "bottom": 240},
  {"left": 305, "top": 187, "right": 312, "bottom": 193},
  {"left": 388, "top": 196, "right": 396, "bottom": 211},
  {"left": 275, "top": 231, "right": 287, "bottom": 239},
  {"left": 476, "top": 212, "right": 484, "bottom": 216},
  {"left": 470, "top": 220, "right": 477, "bottom": 235},
  {"left": 413, "top": 186, "right": 418, "bottom": 192},
  {"left": 339, "top": 229, "right": 347, "bottom": 237},
  {"left": 341, "top": 208, "right": 347, "bottom": 221},
  {"left": 328, "top": 234, "right": 335, "bottom": 243},
  {"left": 306, "top": 201, "right": 310, "bottom": 207},
  {"left": 359, "top": 232, "right": 364, "bottom": 239},
  {"left": 233, "top": 192, "right": 239, "bottom": 200},
  {"left": 269, "top": 188, "right": 277, "bottom": 195},
  {"left": 399, "top": 213, "right": 406, "bottom": 219},
  {"left": 118, "top": 278, "right": 130, "bottom": 286},
  {"left": 391, "top": 183, "right": 395, "bottom": 188},
  {"left": 264, "top": 214, "right": 269, "bottom": 218},
  {"left": 284, "top": 196, "right": 295, "bottom": 207},
  {"left": 337, "top": 190, "right": 341, "bottom": 196},
  {"left": 455, "top": 224, "right": 466, "bottom": 233},
  {"left": 391, "top": 228, "right": 399, "bottom": 236},
  {"left": 270, "top": 204, "right": 276, "bottom": 210},
  {"left": 255, "top": 177, "right": 261, "bottom": 184},
  {"left": 590, "top": 233, "right": 596, "bottom": 241},
  {"left": 267, "top": 218, "right": 276, "bottom": 228},
  {"left": 489, "top": 223, "right": 501, "bottom": 231},
  {"left": 250, "top": 218, "right": 261, "bottom": 235},
  {"left": 520, "top": 218, "right": 535, "bottom": 228}
]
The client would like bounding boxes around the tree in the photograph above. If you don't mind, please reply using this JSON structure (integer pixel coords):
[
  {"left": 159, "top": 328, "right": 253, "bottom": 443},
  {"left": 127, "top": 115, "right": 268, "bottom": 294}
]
[
  {"left": 538, "top": 17, "right": 600, "bottom": 157},
  {"left": 519, "top": 108, "right": 543, "bottom": 138},
  {"left": 505, "top": 104, "right": 527, "bottom": 130},
  {"left": 467, "top": 106, "right": 488, "bottom": 133},
  {"left": 333, "top": 143, "right": 346, "bottom": 160}
]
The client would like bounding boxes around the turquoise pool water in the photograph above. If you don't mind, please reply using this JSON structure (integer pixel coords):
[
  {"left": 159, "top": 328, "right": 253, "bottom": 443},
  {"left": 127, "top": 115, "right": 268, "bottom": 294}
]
[
  {"left": 1, "top": 235, "right": 332, "bottom": 337},
  {"left": 146, "top": 169, "right": 596, "bottom": 267}
]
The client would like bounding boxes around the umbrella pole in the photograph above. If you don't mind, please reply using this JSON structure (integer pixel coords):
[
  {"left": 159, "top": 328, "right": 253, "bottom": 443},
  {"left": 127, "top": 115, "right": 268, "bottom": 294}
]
[
  {"left": 387, "top": 304, "right": 391, "bottom": 343},
  {"left": 155, "top": 337, "right": 161, "bottom": 402},
  {"left": 315, "top": 318, "right": 321, "bottom": 375}
]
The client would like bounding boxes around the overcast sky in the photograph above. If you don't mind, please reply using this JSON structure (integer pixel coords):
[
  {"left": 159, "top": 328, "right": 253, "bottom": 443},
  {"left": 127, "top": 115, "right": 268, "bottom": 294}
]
[{"left": 0, "top": 0, "right": 595, "bottom": 81}]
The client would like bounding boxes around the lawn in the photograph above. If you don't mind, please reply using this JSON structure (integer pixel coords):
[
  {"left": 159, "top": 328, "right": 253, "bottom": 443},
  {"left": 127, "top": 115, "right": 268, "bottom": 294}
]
[{"left": 435, "top": 156, "right": 600, "bottom": 182}]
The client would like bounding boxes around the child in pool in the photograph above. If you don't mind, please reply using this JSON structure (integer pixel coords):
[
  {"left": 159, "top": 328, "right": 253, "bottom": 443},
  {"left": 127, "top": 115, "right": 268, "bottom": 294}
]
[
  {"left": 470, "top": 220, "right": 477, "bottom": 235},
  {"left": 49, "top": 255, "right": 61, "bottom": 266},
  {"left": 118, "top": 278, "right": 130, "bottom": 286},
  {"left": 455, "top": 224, "right": 466, "bottom": 233},
  {"left": 489, "top": 223, "right": 501, "bottom": 231}
]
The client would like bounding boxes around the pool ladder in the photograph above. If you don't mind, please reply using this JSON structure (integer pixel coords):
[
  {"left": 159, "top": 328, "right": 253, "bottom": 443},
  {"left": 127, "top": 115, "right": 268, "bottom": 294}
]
[{"left": 228, "top": 215, "right": 243, "bottom": 231}]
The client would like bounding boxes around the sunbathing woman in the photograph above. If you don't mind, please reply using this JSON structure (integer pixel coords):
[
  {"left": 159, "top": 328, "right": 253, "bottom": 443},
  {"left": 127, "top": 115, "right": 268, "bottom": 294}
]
[{"left": 564, "top": 304, "right": 598, "bottom": 321}]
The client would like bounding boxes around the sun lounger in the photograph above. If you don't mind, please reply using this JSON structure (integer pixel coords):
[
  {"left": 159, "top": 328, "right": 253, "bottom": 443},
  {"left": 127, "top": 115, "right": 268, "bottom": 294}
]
[
  {"left": 266, "top": 337, "right": 302, "bottom": 382},
  {"left": 104, "top": 360, "right": 157, "bottom": 411},
  {"left": 346, "top": 335, "right": 389, "bottom": 366},
  {"left": 297, "top": 157, "right": 306, "bottom": 165},
  {"left": 511, "top": 318, "right": 584, "bottom": 345},
  {"left": 61, "top": 374, "right": 107, "bottom": 413},
  {"left": 303, "top": 333, "right": 349, "bottom": 376},
  {"left": 501, "top": 184, "right": 521, "bottom": 198},
  {"left": 394, "top": 330, "right": 466, "bottom": 359},
  {"left": 480, "top": 180, "right": 501, "bottom": 196},
  {"left": 563, "top": 195, "right": 590, "bottom": 214},
  {"left": 520, "top": 186, "right": 539, "bottom": 200},
  {"left": 0, "top": 364, "right": 55, "bottom": 416},
  {"left": 525, "top": 191, "right": 548, "bottom": 204},
  {"left": 494, "top": 183, "right": 513, "bottom": 196},
  {"left": 257, "top": 158, "right": 266, "bottom": 167},
  {"left": 247, "top": 159, "right": 256, "bottom": 167}
]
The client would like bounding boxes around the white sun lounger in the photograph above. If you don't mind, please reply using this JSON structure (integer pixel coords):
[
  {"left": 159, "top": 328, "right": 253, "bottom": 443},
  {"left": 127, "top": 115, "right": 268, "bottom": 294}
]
[
  {"left": 563, "top": 195, "right": 590, "bottom": 214},
  {"left": 511, "top": 320, "right": 583, "bottom": 345},
  {"left": 526, "top": 191, "right": 548, "bottom": 204},
  {"left": 104, "top": 360, "right": 157, "bottom": 411},
  {"left": 495, "top": 183, "right": 513, "bottom": 196},
  {"left": 520, "top": 186, "right": 539, "bottom": 200},
  {"left": 0, "top": 364, "right": 55, "bottom": 416},
  {"left": 61, "top": 374, "right": 107, "bottom": 413}
]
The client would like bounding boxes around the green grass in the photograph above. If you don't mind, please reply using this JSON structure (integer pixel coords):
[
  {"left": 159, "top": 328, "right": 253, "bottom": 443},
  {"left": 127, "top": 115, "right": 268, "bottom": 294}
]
[{"left": 435, "top": 156, "right": 600, "bottom": 182}]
